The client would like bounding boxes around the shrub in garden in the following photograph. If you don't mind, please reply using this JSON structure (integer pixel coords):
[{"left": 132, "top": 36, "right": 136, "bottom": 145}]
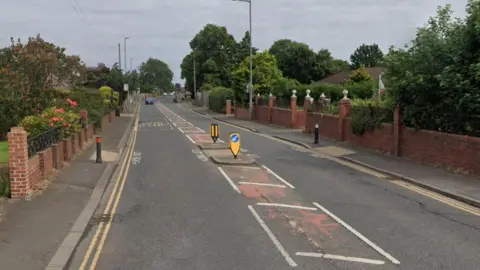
[
  {"left": 350, "top": 99, "right": 393, "bottom": 135},
  {"left": 209, "top": 87, "right": 234, "bottom": 113},
  {"left": 20, "top": 102, "right": 82, "bottom": 138},
  {"left": 99, "top": 86, "right": 118, "bottom": 108}
]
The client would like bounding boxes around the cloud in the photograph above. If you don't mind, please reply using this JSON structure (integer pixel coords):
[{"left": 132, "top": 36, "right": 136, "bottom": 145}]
[{"left": 0, "top": 0, "right": 468, "bottom": 83}]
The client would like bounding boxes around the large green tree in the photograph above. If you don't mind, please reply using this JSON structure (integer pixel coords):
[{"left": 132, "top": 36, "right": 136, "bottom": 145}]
[
  {"left": 269, "top": 39, "right": 317, "bottom": 84},
  {"left": 231, "top": 51, "right": 282, "bottom": 102},
  {"left": 314, "top": 49, "right": 350, "bottom": 79},
  {"left": 235, "top": 31, "right": 258, "bottom": 66},
  {"left": 384, "top": 2, "right": 480, "bottom": 136},
  {"left": 181, "top": 24, "right": 237, "bottom": 95},
  {"left": 350, "top": 43, "right": 384, "bottom": 69},
  {"left": 139, "top": 58, "right": 174, "bottom": 93}
]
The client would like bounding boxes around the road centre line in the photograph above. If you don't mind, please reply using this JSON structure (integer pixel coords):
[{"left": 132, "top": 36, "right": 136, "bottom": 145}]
[
  {"left": 295, "top": 252, "right": 385, "bottom": 265},
  {"left": 218, "top": 167, "right": 241, "bottom": 193},
  {"left": 261, "top": 165, "right": 295, "bottom": 188},
  {"left": 238, "top": 182, "right": 286, "bottom": 188},
  {"left": 185, "top": 135, "right": 196, "bottom": 144},
  {"left": 248, "top": 205, "right": 298, "bottom": 267},
  {"left": 257, "top": 203, "right": 317, "bottom": 211},
  {"left": 178, "top": 126, "right": 183, "bottom": 133},
  {"left": 312, "top": 202, "right": 400, "bottom": 265}
]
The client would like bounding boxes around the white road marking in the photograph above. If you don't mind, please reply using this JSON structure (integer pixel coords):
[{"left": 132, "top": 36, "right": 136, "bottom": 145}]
[
  {"left": 218, "top": 167, "right": 241, "bottom": 193},
  {"left": 185, "top": 135, "right": 196, "bottom": 144},
  {"left": 257, "top": 203, "right": 317, "bottom": 211},
  {"left": 312, "top": 202, "right": 400, "bottom": 265},
  {"left": 261, "top": 165, "right": 295, "bottom": 189},
  {"left": 248, "top": 205, "right": 298, "bottom": 267},
  {"left": 295, "top": 252, "right": 385, "bottom": 265},
  {"left": 238, "top": 182, "right": 286, "bottom": 188},
  {"left": 221, "top": 165, "right": 261, "bottom": 169},
  {"left": 178, "top": 127, "right": 184, "bottom": 133}
]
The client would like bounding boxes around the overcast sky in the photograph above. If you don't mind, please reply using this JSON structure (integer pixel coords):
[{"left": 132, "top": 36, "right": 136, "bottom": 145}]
[{"left": 0, "top": 0, "right": 468, "bottom": 83}]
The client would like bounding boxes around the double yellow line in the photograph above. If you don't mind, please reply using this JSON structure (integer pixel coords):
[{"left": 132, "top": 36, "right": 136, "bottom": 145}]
[{"left": 79, "top": 113, "right": 139, "bottom": 270}]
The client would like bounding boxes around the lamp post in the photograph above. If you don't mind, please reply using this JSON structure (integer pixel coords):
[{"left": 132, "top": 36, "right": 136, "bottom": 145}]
[
  {"left": 124, "top": 37, "right": 129, "bottom": 74},
  {"left": 232, "top": 0, "right": 253, "bottom": 120}
]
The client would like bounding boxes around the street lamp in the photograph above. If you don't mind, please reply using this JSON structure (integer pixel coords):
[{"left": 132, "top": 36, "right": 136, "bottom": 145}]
[
  {"left": 232, "top": 0, "right": 253, "bottom": 120},
  {"left": 124, "top": 37, "right": 129, "bottom": 74}
]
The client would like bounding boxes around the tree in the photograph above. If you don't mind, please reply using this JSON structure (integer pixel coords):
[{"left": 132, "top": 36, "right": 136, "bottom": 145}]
[
  {"left": 231, "top": 51, "right": 282, "bottom": 102},
  {"left": 314, "top": 49, "right": 350, "bottom": 80},
  {"left": 181, "top": 24, "right": 237, "bottom": 95},
  {"left": 139, "top": 58, "right": 174, "bottom": 92},
  {"left": 384, "top": 2, "right": 480, "bottom": 136},
  {"left": 345, "top": 67, "right": 373, "bottom": 84},
  {"left": 268, "top": 39, "right": 317, "bottom": 84},
  {"left": 235, "top": 31, "right": 258, "bottom": 66},
  {"left": 350, "top": 43, "right": 384, "bottom": 69}
]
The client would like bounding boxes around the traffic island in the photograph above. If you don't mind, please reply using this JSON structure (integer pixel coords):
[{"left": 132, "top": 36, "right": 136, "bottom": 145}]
[
  {"left": 211, "top": 154, "right": 256, "bottom": 165},
  {"left": 198, "top": 143, "right": 229, "bottom": 150}
]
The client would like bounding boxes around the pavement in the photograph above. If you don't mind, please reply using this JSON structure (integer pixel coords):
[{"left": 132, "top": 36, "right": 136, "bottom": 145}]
[
  {"left": 184, "top": 104, "right": 480, "bottom": 208},
  {"left": 0, "top": 106, "right": 136, "bottom": 270},
  {"left": 68, "top": 97, "right": 480, "bottom": 270}
]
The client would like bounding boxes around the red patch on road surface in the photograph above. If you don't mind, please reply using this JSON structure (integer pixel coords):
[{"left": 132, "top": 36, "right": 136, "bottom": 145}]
[
  {"left": 189, "top": 134, "right": 212, "bottom": 143},
  {"left": 239, "top": 185, "right": 286, "bottom": 200},
  {"left": 222, "top": 167, "right": 277, "bottom": 184},
  {"left": 179, "top": 127, "right": 204, "bottom": 133},
  {"left": 291, "top": 210, "right": 340, "bottom": 240}
]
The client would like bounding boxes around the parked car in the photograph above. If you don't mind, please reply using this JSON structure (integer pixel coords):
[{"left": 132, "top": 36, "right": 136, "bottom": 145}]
[{"left": 145, "top": 97, "right": 154, "bottom": 105}]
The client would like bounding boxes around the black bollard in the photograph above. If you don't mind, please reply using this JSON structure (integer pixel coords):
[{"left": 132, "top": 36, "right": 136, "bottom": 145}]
[
  {"left": 314, "top": 123, "right": 319, "bottom": 144},
  {"left": 96, "top": 136, "right": 102, "bottom": 163}
]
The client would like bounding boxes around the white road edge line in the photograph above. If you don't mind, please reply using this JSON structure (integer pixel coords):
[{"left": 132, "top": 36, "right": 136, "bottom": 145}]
[
  {"left": 248, "top": 205, "right": 298, "bottom": 267},
  {"left": 312, "top": 202, "right": 400, "bottom": 265},
  {"left": 178, "top": 127, "right": 184, "bottom": 133},
  {"left": 261, "top": 165, "right": 295, "bottom": 188},
  {"left": 218, "top": 167, "right": 241, "bottom": 193},
  {"left": 238, "top": 182, "right": 286, "bottom": 188},
  {"left": 257, "top": 203, "right": 317, "bottom": 211},
  {"left": 295, "top": 252, "right": 385, "bottom": 265},
  {"left": 185, "top": 135, "right": 196, "bottom": 144}
]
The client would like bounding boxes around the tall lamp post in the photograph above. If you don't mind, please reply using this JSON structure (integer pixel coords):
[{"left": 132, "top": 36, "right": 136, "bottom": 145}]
[
  {"left": 232, "top": 0, "right": 253, "bottom": 120},
  {"left": 123, "top": 37, "right": 129, "bottom": 74}
]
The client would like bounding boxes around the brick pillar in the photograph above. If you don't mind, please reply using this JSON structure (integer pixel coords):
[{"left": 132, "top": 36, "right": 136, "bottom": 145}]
[
  {"left": 108, "top": 110, "right": 113, "bottom": 123},
  {"left": 268, "top": 95, "right": 275, "bottom": 124},
  {"left": 63, "top": 139, "right": 72, "bottom": 162},
  {"left": 290, "top": 93, "right": 297, "bottom": 128},
  {"left": 38, "top": 148, "right": 53, "bottom": 180},
  {"left": 393, "top": 105, "right": 401, "bottom": 156},
  {"left": 338, "top": 90, "right": 351, "bottom": 141},
  {"left": 79, "top": 109, "right": 89, "bottom": 144},
  {"left": 71, "top": 134, "right": 77, "bottom": 156},
  {"left": 78, "top": 131, "right": 84, "bottom": 150},
  {"left": 226, "top": 100, "right": 232, "bottom": 115},
  {"left": 8, "top": 127, "right": 30, "bottom": 198}
]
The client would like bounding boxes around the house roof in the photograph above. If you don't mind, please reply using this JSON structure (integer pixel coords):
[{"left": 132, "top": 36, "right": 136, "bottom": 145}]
[{"left": 319, "top": 67, "right": 384, "bottom": 84}]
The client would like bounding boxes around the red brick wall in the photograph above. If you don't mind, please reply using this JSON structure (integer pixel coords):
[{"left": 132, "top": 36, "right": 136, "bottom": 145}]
[
  {"left": 63, "top": 138, "right": 72, "bottom": 162},
  {"left": 400, "top": 127, "right": 480, "bottom": 175},
  {"left": 271, "top": 108, "right": 292, "bottom": 127},
  {"left": 294, "top": 110, "right": 306, "bottom": 128},
  {"left": 256, "top": 106, "right": 270, "bottom": 124},
  {"left": 344, "top": 120, "right": 394, "bottom": 154},
  {"left": 52, "top": 142, "right": 64, "bottom": 169},
  {"left": 28, "top": 156, "right": 41, "bottom": 190},
  {"left": 38, "top": 148, "right": 54, "bottom": 180},
  {"left": 235, "top": 106, "right": 250, "bottom": 120},
  {"left": 305, "top": 113, "right": 341, "bottom": 141}
]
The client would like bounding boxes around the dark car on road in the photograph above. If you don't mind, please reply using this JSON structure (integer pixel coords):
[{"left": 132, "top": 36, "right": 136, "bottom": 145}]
[{"left": 145, "top": 97, "right": 154, "bottom": 105}]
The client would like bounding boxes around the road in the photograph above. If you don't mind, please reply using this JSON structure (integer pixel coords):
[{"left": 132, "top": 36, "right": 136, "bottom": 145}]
[{"left": 69, "top": 97, "right": 480, "bottom": 270}]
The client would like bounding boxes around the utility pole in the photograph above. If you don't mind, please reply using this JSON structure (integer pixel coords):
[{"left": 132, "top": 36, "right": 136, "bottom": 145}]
[
  {"left": 130, "top": 58, "right": 133, "bottom": 72},
  {"left": 232, "top": 0, "right": 253, "bottom": 120},
  {"left": 193, "top": 52, "right": 197, "bottom": 98},
  {"left": 124, "top": 37, "right": 129, "bottom": 74},
  {"left": 118, "top": 43, "right": 121, "bottom": 70}
]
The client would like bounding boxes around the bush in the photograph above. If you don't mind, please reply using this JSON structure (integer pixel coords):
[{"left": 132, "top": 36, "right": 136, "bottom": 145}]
[
  {"left": 20, "top": 106, "right": 82, "bottom": 138},
  {"left": 209, "top": 87, "right": 234, "bottom": 113},
  {"left": 350, "top": 99, "right": 393, "bottom": 135},
  {"left": 344, "top": 81, "right": 375, "bottom": 100}
]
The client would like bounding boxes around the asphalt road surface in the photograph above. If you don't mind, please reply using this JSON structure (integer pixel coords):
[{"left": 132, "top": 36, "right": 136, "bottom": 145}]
[{"left": 69, "top": 97, "right": 480, "bottom": 270}]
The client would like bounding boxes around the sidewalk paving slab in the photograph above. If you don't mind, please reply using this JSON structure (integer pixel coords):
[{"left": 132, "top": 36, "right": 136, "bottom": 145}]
[
  {"left": 185, "top": 105, "right": 480, "bottom": 207},
  {"left": 0, "top": 112, "right": 134, "bottom": 270}
]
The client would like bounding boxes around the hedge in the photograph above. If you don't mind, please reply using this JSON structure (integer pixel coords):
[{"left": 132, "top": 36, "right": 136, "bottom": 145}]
[{"left": 209, "top": 87, "right": 234, "bottom": 113}]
